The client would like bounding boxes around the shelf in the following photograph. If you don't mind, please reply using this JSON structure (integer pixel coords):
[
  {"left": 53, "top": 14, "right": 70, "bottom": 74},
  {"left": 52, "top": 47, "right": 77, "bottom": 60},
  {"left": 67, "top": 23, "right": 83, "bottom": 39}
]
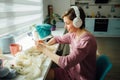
[{"left": 75, "top": 0, "right": 120, "bottom": 6}]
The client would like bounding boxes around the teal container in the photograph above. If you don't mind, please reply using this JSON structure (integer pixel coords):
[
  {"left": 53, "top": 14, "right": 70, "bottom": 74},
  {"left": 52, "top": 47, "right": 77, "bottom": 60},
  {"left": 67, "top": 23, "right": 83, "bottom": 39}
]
[{"left": 35, "top": 24, "right": 52, "bottom": 39}]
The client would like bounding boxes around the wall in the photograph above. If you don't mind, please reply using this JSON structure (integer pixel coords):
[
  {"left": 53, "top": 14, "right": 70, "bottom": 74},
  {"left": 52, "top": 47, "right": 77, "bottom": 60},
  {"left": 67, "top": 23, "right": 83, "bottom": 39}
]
[
  {"left": 81, "top": 4, "right": 120, "bottom": 18},
  {"left": 43, "top": 0, "right": 51, "bottom": 19},
  {"left": 44, "top": 0, "right": 120, "bottom": 18},
  {"left": 74, "top": 0, "right": 120, "bottom": 18},
  {"left": 49, "top": 0, "right": 71, "bottom": 16}
]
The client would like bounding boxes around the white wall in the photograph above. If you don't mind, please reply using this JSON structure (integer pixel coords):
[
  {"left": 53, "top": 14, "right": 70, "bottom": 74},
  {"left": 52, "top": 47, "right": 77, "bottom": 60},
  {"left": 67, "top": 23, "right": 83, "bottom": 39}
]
[
  {"left": 49, "top": 0, "right": 71, "bottom": 16},
  {"left": 43, "top": 0, "right": 51, "bottom": 19}
]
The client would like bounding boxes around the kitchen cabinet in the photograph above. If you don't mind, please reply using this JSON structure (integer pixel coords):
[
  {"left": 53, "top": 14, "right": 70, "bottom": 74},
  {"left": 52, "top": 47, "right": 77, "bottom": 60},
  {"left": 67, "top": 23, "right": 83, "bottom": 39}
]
[
  {"left": 85, "top": 18, "right": 107, "bottom": 37},
  {"left": 85, "top": 18, "right": 120, "bottom": 37},
  {"left": 108, "top": 18, "right": 120, "bottom": 37},
  {"left": 85, "top": 18, "right": 95, "bottom": 33},
  {"left": 93, "top": 18, "right": 110, "bottom": 37}
]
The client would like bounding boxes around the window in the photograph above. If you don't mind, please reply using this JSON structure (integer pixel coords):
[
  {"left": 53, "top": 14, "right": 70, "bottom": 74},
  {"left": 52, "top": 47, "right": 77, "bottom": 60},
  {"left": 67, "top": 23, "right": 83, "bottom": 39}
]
[{"left": 0, "top": 0, "right": 43, "bottom": 37}]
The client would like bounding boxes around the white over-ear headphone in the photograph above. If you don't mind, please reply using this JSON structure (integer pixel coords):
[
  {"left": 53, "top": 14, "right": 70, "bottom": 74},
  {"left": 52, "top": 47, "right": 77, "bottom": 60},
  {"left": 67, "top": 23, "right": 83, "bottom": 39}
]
[{"left": 71, "top": 6, "right": 83, "bottom": 28}]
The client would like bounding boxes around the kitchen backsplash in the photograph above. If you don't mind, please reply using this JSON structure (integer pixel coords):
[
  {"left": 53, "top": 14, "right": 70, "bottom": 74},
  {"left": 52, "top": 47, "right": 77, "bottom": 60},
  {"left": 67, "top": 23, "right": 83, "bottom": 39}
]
[
  {"left": 82, "top": 5, "right": 120, "bottom": 18},
  {"left": 75, "top": 1, "right": 120, "bottom": 18}
]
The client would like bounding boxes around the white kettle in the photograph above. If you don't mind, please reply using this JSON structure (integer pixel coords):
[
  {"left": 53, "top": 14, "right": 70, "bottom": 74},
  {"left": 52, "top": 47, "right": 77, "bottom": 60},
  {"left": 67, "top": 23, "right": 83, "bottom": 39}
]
[{"left": 0, "top": 35, "right": 15, "bottom": 54}]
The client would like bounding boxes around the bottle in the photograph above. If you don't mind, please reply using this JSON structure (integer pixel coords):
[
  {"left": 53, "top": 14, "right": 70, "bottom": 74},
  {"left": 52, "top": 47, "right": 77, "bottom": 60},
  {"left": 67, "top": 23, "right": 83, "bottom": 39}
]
[
  {"left": 111, "top": 5, "right": 115, "bottom": 13},
  {"left": 91, "top": 12, "right": 95, "bottom": 18},
  {"left": 96, "top": 11, "right": 101, "bottom": 18}
]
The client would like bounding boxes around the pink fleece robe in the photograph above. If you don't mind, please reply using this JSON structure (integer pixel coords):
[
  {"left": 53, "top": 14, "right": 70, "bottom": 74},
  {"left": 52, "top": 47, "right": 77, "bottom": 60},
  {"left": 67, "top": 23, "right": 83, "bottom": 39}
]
[{"left": 54, "top": 32, "right": 97, "bottom": 80}]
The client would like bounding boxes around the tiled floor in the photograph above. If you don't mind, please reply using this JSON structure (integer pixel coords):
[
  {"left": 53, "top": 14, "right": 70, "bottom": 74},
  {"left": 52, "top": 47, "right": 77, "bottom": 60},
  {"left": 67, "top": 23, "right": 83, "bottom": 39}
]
[{"left": 96, "top": 37, "right": 120, "bottom": 80}]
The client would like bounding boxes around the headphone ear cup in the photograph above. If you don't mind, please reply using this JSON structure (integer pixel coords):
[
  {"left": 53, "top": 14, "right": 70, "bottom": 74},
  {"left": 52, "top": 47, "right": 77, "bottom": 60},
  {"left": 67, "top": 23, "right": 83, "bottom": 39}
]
[{"left": 73, "top": 17, "right": 82, "bottom": 28}]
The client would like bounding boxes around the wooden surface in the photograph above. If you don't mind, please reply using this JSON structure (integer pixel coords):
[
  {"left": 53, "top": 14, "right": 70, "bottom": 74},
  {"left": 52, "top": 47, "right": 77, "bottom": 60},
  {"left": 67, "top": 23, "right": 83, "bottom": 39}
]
[{"left": 96, "top": 37, "right": 120, "bottom": 80}]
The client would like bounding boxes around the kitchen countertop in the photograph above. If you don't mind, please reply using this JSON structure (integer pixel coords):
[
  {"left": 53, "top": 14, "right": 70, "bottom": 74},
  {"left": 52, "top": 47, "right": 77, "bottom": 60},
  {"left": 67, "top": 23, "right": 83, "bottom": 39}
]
[
  {"left": 86, "top": 17, "right": 120, "bottom": 19},
  {"left": 2, "top": 27, "right": 65, "bottom": 80}
]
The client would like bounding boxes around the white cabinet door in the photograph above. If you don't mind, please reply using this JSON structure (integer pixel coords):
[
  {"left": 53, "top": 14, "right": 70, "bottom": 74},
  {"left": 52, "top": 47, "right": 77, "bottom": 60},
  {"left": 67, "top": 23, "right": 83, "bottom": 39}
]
[
  {"left": 108, "top": 18, "right": 120, "bottom": 36},
  {"left": 85, "top": 18, "right": 95, "bottom": 33}
]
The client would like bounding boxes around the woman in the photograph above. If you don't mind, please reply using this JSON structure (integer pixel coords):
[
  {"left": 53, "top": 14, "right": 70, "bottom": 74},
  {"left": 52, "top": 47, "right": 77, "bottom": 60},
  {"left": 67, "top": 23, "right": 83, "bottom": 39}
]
[{"left": 36, "top": 6, "right": 97, "bottom": 80}]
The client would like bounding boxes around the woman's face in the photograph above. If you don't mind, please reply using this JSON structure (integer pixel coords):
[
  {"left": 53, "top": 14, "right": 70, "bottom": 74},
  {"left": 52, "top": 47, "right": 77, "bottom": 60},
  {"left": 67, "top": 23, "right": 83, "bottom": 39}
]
[{"left": 63, "top": 16, "right": 77, "bottom": 33}]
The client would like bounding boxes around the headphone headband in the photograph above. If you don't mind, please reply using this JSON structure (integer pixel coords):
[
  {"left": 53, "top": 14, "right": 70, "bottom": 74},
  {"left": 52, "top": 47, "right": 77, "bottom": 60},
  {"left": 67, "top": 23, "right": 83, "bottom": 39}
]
[{"left": 71, "top": 6, "right": 80, "bottom": 18}]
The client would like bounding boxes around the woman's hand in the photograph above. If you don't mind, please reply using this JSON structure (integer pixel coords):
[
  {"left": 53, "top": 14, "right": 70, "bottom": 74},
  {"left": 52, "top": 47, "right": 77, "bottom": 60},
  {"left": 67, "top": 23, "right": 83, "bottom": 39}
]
[
  {"left": 35, "top": 40, "right": 59, "bottom": 65},
  {"left": 35, "top": 40, "right": 46, "bottom": 53},
  {"left": 35, "top": 39, "right": 56, "bottom": 56},
  {"left": 35, "top": 40, "right": 44, "bottom": 45}
]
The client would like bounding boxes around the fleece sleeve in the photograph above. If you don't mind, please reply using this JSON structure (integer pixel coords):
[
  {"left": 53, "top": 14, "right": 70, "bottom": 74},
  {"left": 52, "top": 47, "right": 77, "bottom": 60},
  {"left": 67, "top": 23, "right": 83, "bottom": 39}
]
[{"left": 54, "top": 33, "right": 71, "bottom": 44}]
